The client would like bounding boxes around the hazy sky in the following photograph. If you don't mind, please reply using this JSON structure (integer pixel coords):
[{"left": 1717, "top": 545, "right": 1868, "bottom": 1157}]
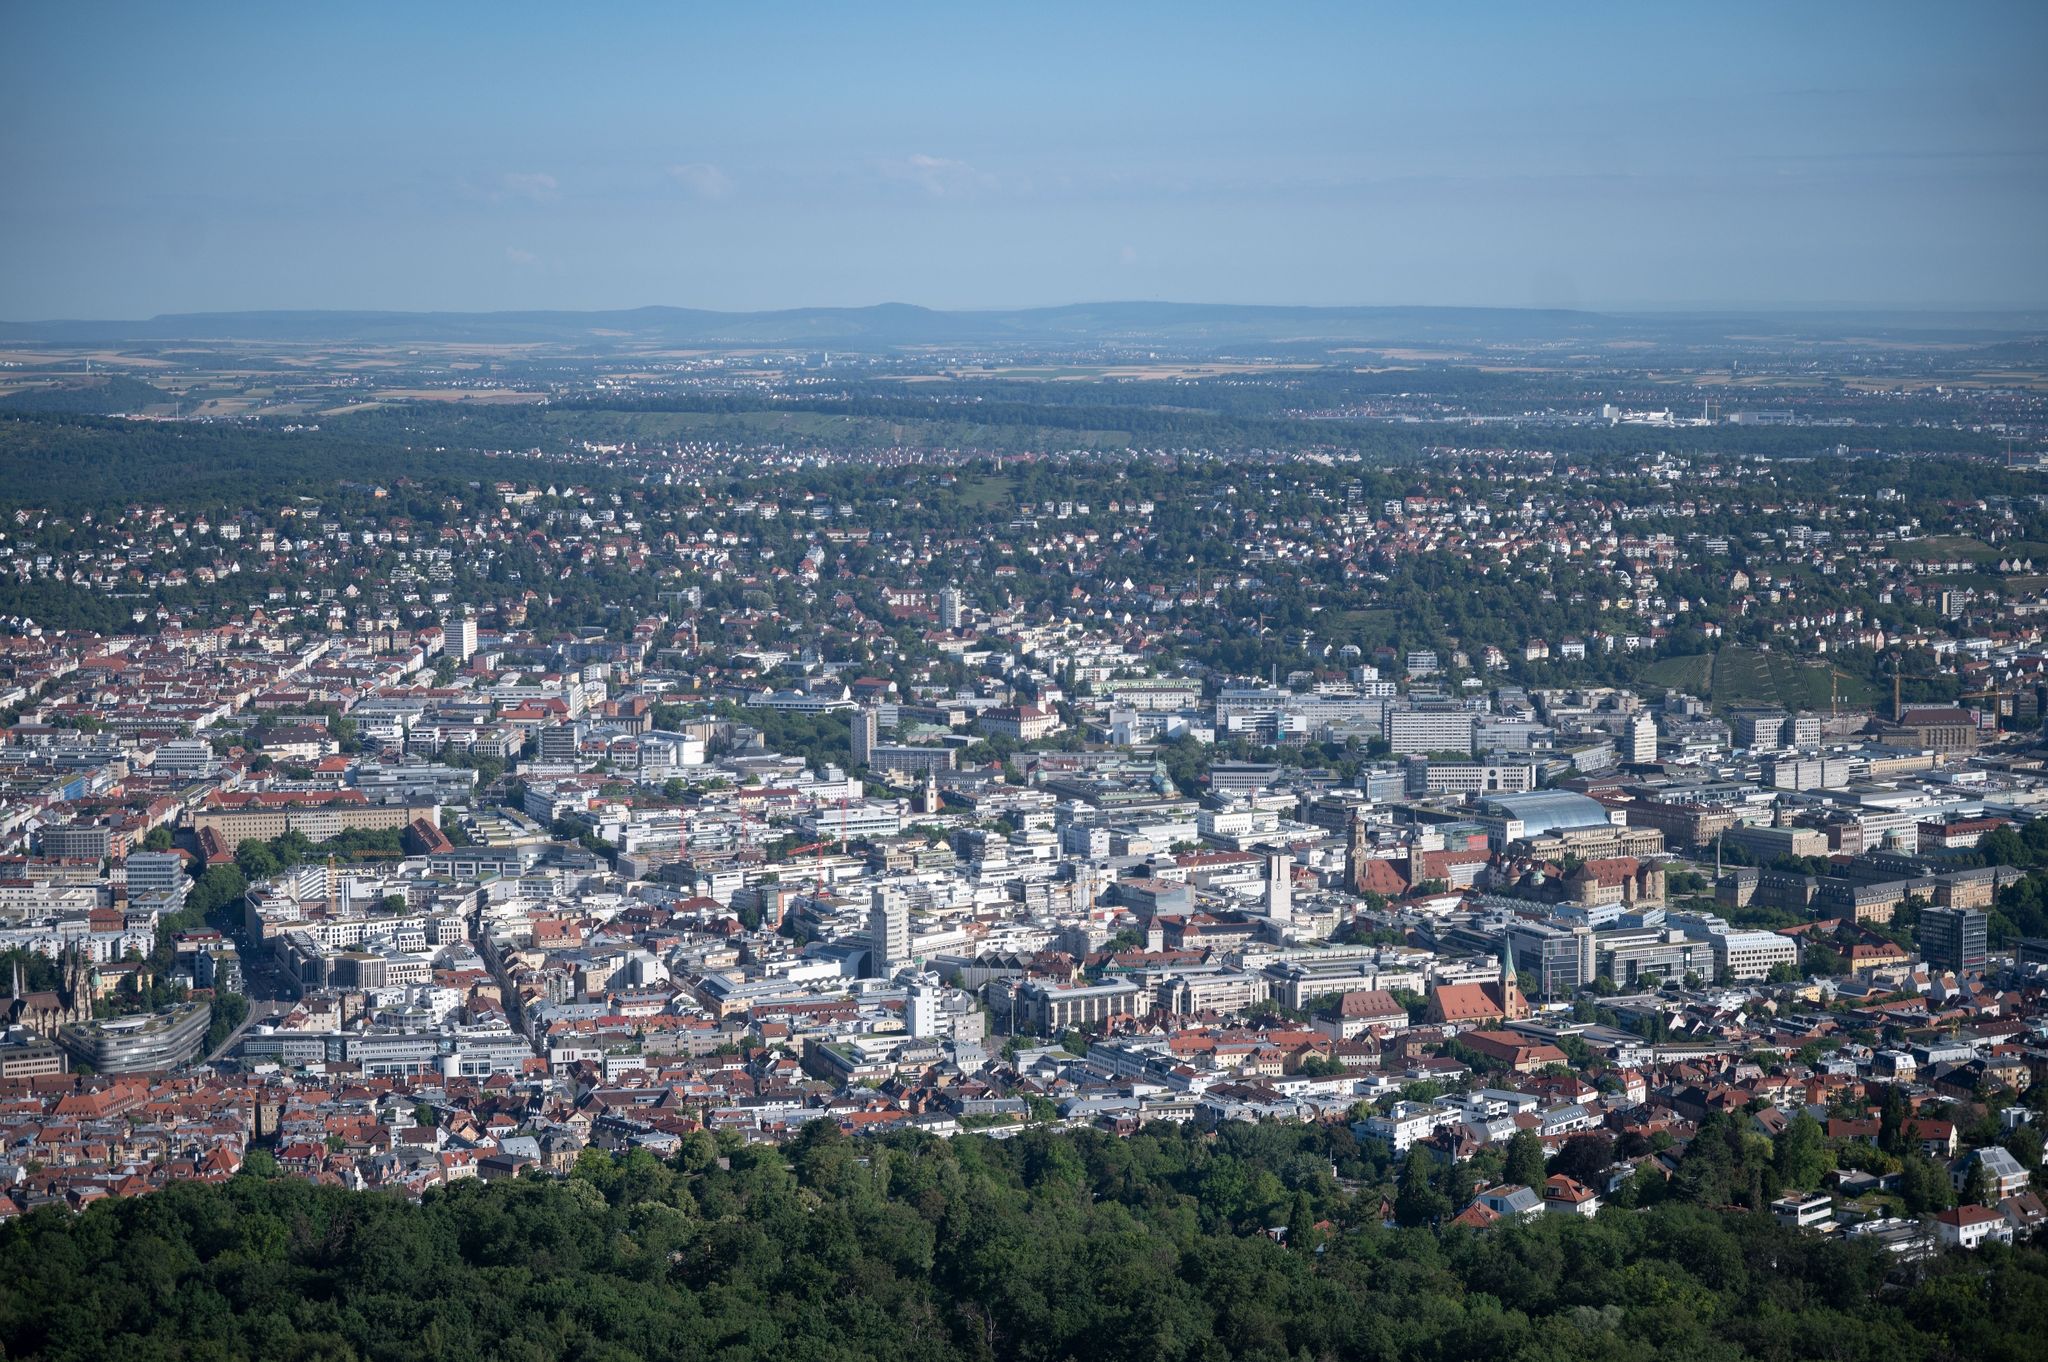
[{"left": 4, "top": 2, "right": 2046, "bottom": 317}]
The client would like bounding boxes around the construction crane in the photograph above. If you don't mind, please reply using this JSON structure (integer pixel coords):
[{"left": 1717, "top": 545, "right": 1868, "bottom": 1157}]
[
  {"left": 812, "top": 793, "right": 847, "bottom": 895},
  {"left": 1960, "top": 686, "right": 2015, "bottom": 727}
]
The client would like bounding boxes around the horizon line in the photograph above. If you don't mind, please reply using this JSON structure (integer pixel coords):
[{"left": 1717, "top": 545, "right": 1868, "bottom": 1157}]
[{"left": 8, "top": 298, "right": 2048, "bottom": 327}]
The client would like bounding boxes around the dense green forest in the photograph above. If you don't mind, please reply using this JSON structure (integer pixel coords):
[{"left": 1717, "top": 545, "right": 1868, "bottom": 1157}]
[
  {"left": 0, "top": 376, "right": 176, "bottom": 416},
  {"left": 0, "top": 413, "right": 518, "bottom": 513},
  {"left": 2, "top": 1121, "right": 2043, "bottom": 1362}
]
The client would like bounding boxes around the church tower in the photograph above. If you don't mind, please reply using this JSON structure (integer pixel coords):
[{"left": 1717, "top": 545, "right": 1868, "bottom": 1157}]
[
  {"left": 1494, "top": 938, "right": 1531, "bottom": 1020},
  {"left": 1265, "top": 852, "right": 1292, "bottom": 925},
  {"left": 1345, "top": 812, "right": 1371, "bottom": 896}
]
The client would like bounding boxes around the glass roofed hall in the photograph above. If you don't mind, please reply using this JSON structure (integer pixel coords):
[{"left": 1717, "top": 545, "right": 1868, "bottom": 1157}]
[{"left": 1477, "top": 791, "right": 1614, "bottom": 838}]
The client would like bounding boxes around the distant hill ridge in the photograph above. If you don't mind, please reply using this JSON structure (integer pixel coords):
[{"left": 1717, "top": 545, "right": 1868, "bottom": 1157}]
[{"left": 3, "top": 301, "right": 2042, "bottom": 348}]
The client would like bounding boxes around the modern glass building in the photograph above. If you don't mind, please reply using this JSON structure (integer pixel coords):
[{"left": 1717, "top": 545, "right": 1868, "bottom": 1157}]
[{"left": 1920, "top": 906, "right": 1988, "bottom": 975}]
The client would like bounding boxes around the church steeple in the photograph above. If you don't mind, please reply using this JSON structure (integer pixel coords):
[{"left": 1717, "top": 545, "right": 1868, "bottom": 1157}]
[{"left": 1494, "top": 938, "right": 1531, "bottom": 1020}]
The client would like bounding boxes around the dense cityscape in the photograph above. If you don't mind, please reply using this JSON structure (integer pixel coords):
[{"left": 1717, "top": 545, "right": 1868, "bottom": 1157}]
[
  {"left": 7, "top": 4, "right": 2048, "bottom": 1360},
  {"left": 0, "top": 310, "right": 2040, "bottom": 1356}
]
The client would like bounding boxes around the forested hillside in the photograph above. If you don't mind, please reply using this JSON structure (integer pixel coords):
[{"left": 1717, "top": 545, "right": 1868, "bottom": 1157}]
[
  {"left": 0, "top": 413, "right": 513, "bottom": 513},
  {"left": 2, "top": 1122, "right": 2043, "bottom": 1362}
]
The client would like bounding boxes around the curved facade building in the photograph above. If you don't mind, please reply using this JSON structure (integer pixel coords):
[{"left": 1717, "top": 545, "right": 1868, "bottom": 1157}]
[{"left": 59, "top": 1000, "right": 211, "bottom": 1074}]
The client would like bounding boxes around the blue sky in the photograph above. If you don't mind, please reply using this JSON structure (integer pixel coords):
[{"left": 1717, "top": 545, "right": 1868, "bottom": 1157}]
[{"left": 3, "top": 1, "right": 2045, "bottom": 317}]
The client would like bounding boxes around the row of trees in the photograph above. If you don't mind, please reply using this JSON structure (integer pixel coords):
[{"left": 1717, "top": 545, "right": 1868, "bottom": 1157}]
[
  {"left": 1967, "top": 819, "right": 2048, "bottom": 943},
  {"left": 3, "top": 1118, "right": 2044, "bottom": 1362}
]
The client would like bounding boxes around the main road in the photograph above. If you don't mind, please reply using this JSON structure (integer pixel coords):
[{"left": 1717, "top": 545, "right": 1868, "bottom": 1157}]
[{"left": 201, "top": 995, "right": 287, "bottom": 1065}]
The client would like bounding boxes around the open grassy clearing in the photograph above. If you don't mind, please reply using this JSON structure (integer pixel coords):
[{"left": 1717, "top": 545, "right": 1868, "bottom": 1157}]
[
  {"left": 1887, "top": 536, "right": 2048, "bottom": 564},
  {"left": 1637, "top": 646, "right": 1876, "bottom": 712},
  {"left": 949, "top": 471, "right": 1013, "bottom": 509},
  {"left": 1638, "top": 652, "right": 1713, "bottom": 695}
]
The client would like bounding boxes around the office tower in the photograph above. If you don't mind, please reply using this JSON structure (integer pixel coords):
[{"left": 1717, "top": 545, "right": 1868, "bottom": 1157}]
[
  {"left": 907, "top": 979, "right": 940, "bottom": 1037},
  {"left": 125, "top": 851, "right": 187, "bottom": 905},
  {"left": 867, "top": 889, "right": 909, "bottom": 976},
  {"left": 1921, "top": 906, "right": 1988, "bottom": 975},
  {"left": 538, "top": 722, "right": 580, "bottom": 764},
  {"left": 449, "top": 610, "right": 479, "bottom": 663},
  {"left": 1629, "top": 713, "right": 1658, "bottom": 764}
]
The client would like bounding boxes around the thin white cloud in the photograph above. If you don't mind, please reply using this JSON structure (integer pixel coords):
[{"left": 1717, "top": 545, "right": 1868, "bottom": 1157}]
[
  {"left": 497, "top": 172, "right": 559, "bottom": 203},
  {"left": 505, "top": 246, "right": 539, "bottom": 266},
  {"left": 877, "top": 153, "right": 997, "bottom": 198},
  {"left": 667, "top": 162, "right": 733, "bottom": 200}
]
